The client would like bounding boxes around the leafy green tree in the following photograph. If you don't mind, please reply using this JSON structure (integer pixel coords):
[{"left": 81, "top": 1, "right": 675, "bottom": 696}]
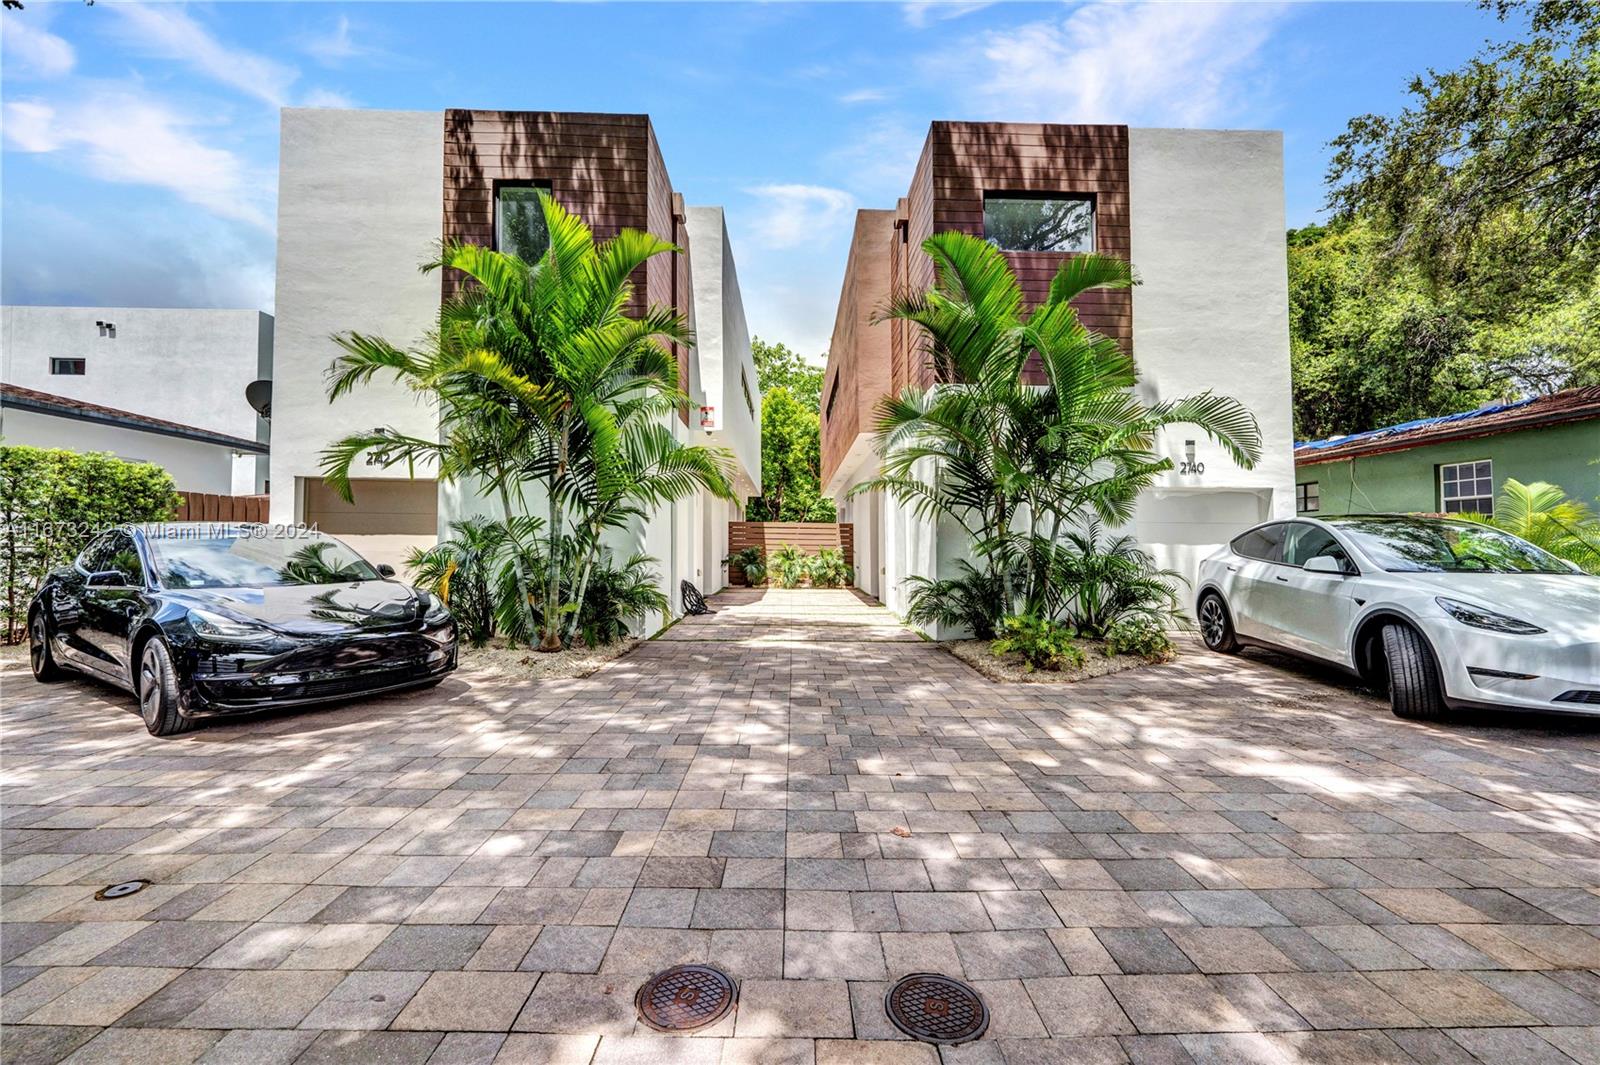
[
  {"left": 1298, "top": 0, "right": 1600, "bottom": 437},
  {"left": 752, "top": 336, "right": 823, "bottom": 411},
  {"left": 746, "top": 385, "right": 835, "bottom": 521},
  {"left": 855, "top": 232, "right": 1261, "bottom": 635}
]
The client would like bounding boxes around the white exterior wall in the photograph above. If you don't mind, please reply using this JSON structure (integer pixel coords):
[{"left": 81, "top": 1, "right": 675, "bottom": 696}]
[
  {"left": 270, "top": 109, "right": 443, "bottom": 537},
  {"left": 0, "top": 407, "right": 239, "bottom": 493},
  {"left": 1127, "top": 128, "right": 1295, "bottom": 597},
  {"left": 2, "top": 306, "right": 272, "bottom": 490},
  {"left": 684, "top": 206, "right": 761, "bottom": 501}
]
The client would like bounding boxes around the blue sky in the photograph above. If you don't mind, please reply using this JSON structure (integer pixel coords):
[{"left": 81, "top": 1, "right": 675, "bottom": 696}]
[{"left": 2, "top": 1, "right": 1510, "bottom": 358}]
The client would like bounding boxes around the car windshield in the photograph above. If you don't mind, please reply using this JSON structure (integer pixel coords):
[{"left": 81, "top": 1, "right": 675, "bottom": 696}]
[
  {"left": 1330, "top": 517, "right": 1575, "bottom": 574},
  {"left": 144, "top": 527, "right": 381, "bottom": 589}
]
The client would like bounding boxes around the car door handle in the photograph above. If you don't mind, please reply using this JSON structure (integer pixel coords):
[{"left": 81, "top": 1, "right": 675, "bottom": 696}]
[
  {"left": 1274, "top": 575, "right": 1289, "bottom": 582},
  {"left": 1226, "top": 565, "right": 1240, "bottom": 573}
]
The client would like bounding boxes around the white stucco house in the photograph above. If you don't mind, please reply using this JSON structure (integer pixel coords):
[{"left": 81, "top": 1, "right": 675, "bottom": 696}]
[
  {"left": 0, "top": 305, "right": 273, "bottom": 493},
  {"left": 820, "top": 123, "right": 1295, "bottom": 630},
  {"left": 270, "top": 107, "right": 760, "bottom": 625}
]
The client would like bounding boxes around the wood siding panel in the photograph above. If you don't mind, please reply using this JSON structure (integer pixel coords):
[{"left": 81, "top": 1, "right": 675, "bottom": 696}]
[
  {"left": 442, "top": 109, "right": 692, "bottom": 423},
  {"left": 727, "top": 522, "right": 854, "bottom": 582},
  {"left": 174, "top": 493, "right": 269, "bottom": 524}
]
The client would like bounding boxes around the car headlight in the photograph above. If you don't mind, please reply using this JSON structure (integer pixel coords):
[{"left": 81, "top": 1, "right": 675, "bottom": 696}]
[
  {"left": 1435, "top": 597, "right": 1546, "bottom": 635},
  {"left": 421, "top": 594, "right": 452, "bottom": 625},
  {"left": 188, "top": 607, "right": 274, "bottom": 643}
]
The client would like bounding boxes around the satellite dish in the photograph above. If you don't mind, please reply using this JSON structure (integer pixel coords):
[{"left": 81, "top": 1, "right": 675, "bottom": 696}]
[{"left": 245, "top": 379, "right": 272, "bottom": 419}]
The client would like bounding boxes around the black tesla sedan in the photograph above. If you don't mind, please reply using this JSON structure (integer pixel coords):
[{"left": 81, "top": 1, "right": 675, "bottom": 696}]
[{"left": 27, "top": 523, "right": 457, "bottom": 736}]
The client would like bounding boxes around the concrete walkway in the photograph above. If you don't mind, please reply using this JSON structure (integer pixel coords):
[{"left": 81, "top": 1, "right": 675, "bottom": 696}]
[{"left": 2, "top": 588, "right": 1599, "bottom": 1064}]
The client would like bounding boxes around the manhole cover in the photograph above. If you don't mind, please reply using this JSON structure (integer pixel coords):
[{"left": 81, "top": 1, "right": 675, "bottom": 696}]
[
  {"left": 635, "top": 964, "right": 736, "bottom": 1032},
  {"left": 95, "top": 880, "right": 150, "bottom": 900},
  {"left": 884, "top": 972, "right": 989, "bottom": 1045}
]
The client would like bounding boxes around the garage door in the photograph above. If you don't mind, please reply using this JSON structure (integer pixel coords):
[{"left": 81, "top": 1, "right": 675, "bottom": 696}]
[
  {"left": 302, "top": 477, "right": 438, "bottom": 574},
  {"left": 1135, "top": 488, "right": 1272, "bottom": 607}
]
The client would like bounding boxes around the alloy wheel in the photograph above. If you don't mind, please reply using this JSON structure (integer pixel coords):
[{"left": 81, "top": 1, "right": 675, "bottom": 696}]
[
  {"left": 29, "top": 615, "right": 46, "bottom": 674},
  {"left": 1199, "top": 598, "right": 1225, "bottom": 648},
  {"left": 139, "top": 644, "right": 163, "bottom": 725}
]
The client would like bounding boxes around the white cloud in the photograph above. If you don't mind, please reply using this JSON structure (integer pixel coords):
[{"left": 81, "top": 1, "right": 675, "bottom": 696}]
[
  {"left": 903, "top": 1, "right": 995, "bottom": 29},
  {"left": 109, "top": 4, "right": 300, "bottom": 108},
  {"left": 826, "top": 115, "right": 927, "bottom": 201},
  {"left": 1, "top": 17, "right": 76, "bottom": 79},
  {"left": 745, "top": 184, "right": 857, "bottom": 250},
  {"left": 302, "top": 15, "right": 368, "bottom": 65},
  {"left": 301, "top": 88, "right": 357, "bottom": 109},
  {"left": 959, "top": 3, "right": 1286, "bottom": 126},
  {"left": 3, "top": 88, "right": 272, "bottom": 230},
  {"left": 839, "top": 88, "right": 888, "bottom": 105}
]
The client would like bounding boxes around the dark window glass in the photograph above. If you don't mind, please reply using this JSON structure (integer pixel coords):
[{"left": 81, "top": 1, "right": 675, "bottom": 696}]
[
  {"left": 50, "top": 357, "right": 86, "bottom": 375},
  {"left": 1296, "top": 481, "right": 1320, "bottom": 513},
  {"left": 983, "top": 193, "right": 1094, "bottom": 252},
  {"left": 76, "top": 533, "right": 117, "bottom": 573},
  {"left": 1230, "top": 523, "right": 1287, "bottom": 563},
  {"left": 1330, "top": 516, "right": 1571, "bottom": 574},
  {"left": 146, "top": 530, "right": 380, "bottom": 589},
  {"left": 1282, "top": 523, "right": 1351, "bottom": 569},
  {"left": 104, "top": 532, "right": 145, "bottom": 585},
  {"left": 495, "top": 184, "right": 552, "bottom": 263},
  {"left": 824, "top": 375, "right": 840, "bottom": 420}
]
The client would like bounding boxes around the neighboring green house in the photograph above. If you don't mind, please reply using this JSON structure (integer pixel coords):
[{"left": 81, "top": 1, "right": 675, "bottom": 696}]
[{"left": 1295, "top": 386, "right": 1600, "bottom": 517}]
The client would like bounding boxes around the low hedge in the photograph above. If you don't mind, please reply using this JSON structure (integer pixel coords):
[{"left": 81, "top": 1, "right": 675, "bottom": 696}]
[{"left": 0, "top": 446, "right": 180, "bottom": 644}]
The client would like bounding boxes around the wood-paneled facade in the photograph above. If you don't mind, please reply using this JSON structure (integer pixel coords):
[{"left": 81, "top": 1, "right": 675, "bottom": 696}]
[
  {"left": 825, "top": 121, "right": 1133, "bottom": 488},
  {"left": 442, "top": 110, "right": 693, "bottom": 414}
]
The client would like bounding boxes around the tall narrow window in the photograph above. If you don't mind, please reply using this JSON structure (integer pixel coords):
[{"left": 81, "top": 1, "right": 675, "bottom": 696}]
[
  {"left": 495, "top": 183, "right": 553, "bottom": 262},
  {"left": 741, "top": 367, "right": 756, "bottom": 418},
  {"left": 1440, "top": 460, "right": 1494, "bottom": 515},
  {"left": 983, "top": 193, "right": 1095, "bottom": 252},
  {"left": 824, "top": 375, "right": 840, "bottom": 421},
  {"left": 50, "top": 357, "right": 85, "bottom": 375}
]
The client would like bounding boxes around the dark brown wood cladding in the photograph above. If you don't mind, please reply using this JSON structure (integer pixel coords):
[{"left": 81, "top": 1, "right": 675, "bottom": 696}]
[
  {"left": 908, "top": 121, "right": 1133, "bottom": 388},
  {"left": 443, "top": 109, "right": 692, "bottom": 422}
]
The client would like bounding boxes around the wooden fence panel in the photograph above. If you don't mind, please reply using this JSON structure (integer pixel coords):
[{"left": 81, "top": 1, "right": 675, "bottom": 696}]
[
  {"left": 175, "top": 492, "right": 269, "bottom": 524},
  {"left": 727, "top": 522, "right": 853, "bottom": 584}
]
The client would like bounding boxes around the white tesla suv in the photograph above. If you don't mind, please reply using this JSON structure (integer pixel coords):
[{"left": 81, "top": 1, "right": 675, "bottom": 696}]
[{"left": 1195, "top": 515, "right": 1600, "bottom": 720}]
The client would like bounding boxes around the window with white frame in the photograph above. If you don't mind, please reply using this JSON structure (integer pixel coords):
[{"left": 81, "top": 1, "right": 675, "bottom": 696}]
[
  {"left": 1296, "top": 481, "right": 1320, "bottom": 513},
  {"left": 1440, "top": 460, "right": 1494, "bottom": 515}
]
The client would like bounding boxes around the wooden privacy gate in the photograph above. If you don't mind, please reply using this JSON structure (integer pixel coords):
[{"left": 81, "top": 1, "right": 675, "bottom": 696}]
[{"left": 727, "top": 521, "right": 853, "bottom": 583}]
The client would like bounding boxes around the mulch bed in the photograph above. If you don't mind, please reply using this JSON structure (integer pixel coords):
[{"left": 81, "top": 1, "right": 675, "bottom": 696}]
[
  {"left": 944, "top": 638, "right": 1180, "bottom": 684},
  {"left": 459, "top": 637, "right": 640, "bottom": 681}
]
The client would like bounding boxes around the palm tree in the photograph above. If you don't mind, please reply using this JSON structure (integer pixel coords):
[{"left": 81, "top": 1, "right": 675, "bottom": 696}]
[
  {"left": 323, "top": 192, "right": 721, "bottom": 650},
  {"left": 1468, "top": 478, "right": 1600, "bottom": 573},
  {"left": 853, "top": 231, "right": 1263, "bottom": 633}
]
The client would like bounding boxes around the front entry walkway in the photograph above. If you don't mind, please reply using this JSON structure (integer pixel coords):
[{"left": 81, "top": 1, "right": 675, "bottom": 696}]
[{"left": 3, "top": 588, "right": 1598, "bottom": 1064}]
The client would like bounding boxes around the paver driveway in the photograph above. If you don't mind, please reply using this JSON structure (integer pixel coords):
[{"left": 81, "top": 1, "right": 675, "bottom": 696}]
[{"left": 3, "top": 587, "right": 1599, "bottom": 1065}]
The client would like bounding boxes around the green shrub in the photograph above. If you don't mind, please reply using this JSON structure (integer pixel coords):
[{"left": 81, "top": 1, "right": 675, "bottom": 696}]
[
  {"left": 768, "top": 543, "right": 809, "bottom": 588},
  {"left": 491, "top": 529, "right": 667, "bottom": 647},
  {"left": 406, "top": 517, "right": 509, "bottom": 647},
  {"left": 904, "top": 562, "right": 1014, "bottom": 639},
  {"left": 990, "top": 614, "right": 1085, "bottom": 673},
  {"left": 1103, "top": 615, "right": 1175, "bottom": 661},
  {"left": 725, "top": 546, "right": 766, "bottom": 586},
  {"left": 807, "top": 547, "right": 852, "bottom": 588},
  {"left": 1, "top": 447, "right": 181, "bottom": 644}
]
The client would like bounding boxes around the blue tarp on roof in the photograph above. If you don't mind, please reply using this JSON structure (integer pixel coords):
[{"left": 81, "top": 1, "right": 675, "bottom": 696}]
[{"left": 1294, "top": 396, "right": 1539, "bottom": 452}]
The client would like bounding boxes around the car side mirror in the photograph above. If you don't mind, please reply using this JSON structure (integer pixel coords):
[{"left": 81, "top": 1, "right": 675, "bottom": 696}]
[
  {"left": 86, "top": 570, "right": 130, "bottom": 588},
  {"left": 1303, "top": 555, "right": 1348, "bottom": 576},
  {"left": 377, "top": 564, "right": 396, "bottom": 578}
]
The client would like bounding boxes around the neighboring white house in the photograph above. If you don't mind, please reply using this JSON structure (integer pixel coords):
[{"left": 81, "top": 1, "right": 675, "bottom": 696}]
[
  {"left": 0, "top": 384, "right": 269, "bottom": 495},
  {"left": 0, "top": 306, "right": 273, "bottom": 493},
  {"left": 270, "top": 107, "right": 761, "bottom": 624},
  {"left": 821, "top": 123, "right": 1295, "bottom": 632}
]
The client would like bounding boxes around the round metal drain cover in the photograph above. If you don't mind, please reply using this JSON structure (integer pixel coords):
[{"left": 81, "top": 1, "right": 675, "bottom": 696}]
[
  {"left": 885, "top": 972, "right": 989, "bottom": 1045},
  {"left": 95, "top": 880, "right": 150, "bottom": 900},
  {"left": 635, "top": 964, "right": 736, "bottom": 1032}
]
